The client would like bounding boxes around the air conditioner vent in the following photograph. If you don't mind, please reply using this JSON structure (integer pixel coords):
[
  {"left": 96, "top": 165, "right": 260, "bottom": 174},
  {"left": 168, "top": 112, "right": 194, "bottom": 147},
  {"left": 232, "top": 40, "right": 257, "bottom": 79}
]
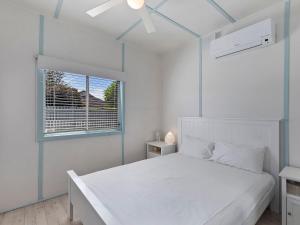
[{"left": 210, "top": 19, "right": 275, "bottom": 58}]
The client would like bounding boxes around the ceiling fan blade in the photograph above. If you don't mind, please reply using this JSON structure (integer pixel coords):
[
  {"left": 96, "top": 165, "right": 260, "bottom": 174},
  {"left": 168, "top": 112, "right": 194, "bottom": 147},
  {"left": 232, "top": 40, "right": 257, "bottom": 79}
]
[
  {"left": 138, "top": 6, "right": 156, "bottom": 33},
  {"left": 86, "top": 0, "right": 123, "bottom": 17}
]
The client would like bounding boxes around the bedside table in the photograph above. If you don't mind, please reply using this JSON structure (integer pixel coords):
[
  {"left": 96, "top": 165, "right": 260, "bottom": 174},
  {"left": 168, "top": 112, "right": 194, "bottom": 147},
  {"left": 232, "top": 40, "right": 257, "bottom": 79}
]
[
  {"left": 146, "top": 141, "right": 176, "bottom": 159},
  {"left": 280, "top": 167, "right": 300, "bottom": 225}
]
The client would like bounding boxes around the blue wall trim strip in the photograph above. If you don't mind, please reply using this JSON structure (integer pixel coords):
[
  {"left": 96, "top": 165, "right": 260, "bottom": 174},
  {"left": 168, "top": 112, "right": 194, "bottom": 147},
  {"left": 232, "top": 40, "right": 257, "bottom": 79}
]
[
  {"left": 38, "top": 142, "right": 44, "bottom": 200},
  {"left": 54, "top": 0, "right": 64, "bottom": 19},
  {"left": 122, "top": 43, "right": 125, "bottom": 72},
  {"left": 39, "top": 15, "right": 45, "bottom": 55},
  {"left": 284, "top": 0, "right": 291, "bottom": 166},
  {"left": 146, "top": 5, "right": 201, "bottom": 38},
  {"left": 36, "top": 70, "right": 44, "bottom": 143},
  {"left": 198, "top": 38, "right": 203, "bottom": 117},
  {"left": 206, "top": 0, "right": 236, "bottom": 24},
  {"left": 121, "top": 43, "right": 125, "bottom": 165},
  {"left": 116, "top": 20, "right": 142, "bottom": 41},
  {"left": 153, "top": 0, "right": 168, "bottom": 9},
  {"left": 121, "top": 82, "right": 125, "bottom": 165},
  {"left": 116, "top": 0, "right": 168, "bottom": 40},
  {"left": 36, "top": 70, "right": 44, "bottom": 200},
  {"left": 38, "top": 15, "right": 45, "bottom": 200}
]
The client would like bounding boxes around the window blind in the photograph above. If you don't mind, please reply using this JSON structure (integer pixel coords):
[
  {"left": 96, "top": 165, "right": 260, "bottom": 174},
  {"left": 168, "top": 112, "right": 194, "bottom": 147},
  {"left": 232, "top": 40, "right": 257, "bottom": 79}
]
[
  {"left": 88, "top": 76, "right": 120, "bottom": 130},
  {"left": 43, "top": 69, "right": 121, "bottom": 134}
]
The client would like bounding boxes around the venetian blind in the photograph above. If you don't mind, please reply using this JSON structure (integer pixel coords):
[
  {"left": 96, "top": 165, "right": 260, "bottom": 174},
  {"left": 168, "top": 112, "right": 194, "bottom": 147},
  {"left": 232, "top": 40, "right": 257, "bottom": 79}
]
[{"left": 43, "top": 69, "right": 121, "bottom": 134}]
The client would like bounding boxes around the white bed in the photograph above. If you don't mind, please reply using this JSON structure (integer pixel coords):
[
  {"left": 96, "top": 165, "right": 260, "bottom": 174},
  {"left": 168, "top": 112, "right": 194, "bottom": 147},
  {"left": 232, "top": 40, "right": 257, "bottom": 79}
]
[{"left": 67, "top": 118, "right": 281, "bottom": 225}]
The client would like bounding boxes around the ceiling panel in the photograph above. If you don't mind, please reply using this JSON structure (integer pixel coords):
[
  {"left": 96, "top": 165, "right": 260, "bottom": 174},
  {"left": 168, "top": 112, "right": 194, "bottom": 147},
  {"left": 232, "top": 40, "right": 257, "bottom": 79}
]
[
  {"left": 61, "top": 0, "right": 140, "bottom": 37},
  {"left": 216, "top": 0, "right": 282, "bottom": 21},
  {"left": 9, "top": 0, "right": 282, "bottom": 53},
  {"left": 10, "top": 0, "right": 57, "bottom": 16},
  {"left": 146, "top": 0, "right": 168, "bottom": 8},
  {"left": 157, "top": 0, "right": 230, "bottom": 35},
  {"left": 123, "top": 14, "right": 196, "bottom": 53}
]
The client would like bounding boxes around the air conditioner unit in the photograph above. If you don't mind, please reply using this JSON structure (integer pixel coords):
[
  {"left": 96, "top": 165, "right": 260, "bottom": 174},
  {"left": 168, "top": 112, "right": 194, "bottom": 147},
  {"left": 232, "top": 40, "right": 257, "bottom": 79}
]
[{"left": 210, "top": 19, "right": 275, "bottom": 58}]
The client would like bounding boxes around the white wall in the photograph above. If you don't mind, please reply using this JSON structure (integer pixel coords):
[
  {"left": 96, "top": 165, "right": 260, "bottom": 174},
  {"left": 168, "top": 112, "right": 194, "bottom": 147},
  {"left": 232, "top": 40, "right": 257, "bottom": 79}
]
[
  {"left": 161, "top": 2, "right": 300, "bottom": 167},
  {"left": 0, "top": 1, "right": 39, "bottom": 213},
  {"left": 162, "top": 2, "right": 284, "bottom": 131},
  {"left": 0, "top": 1, "right": 162, "bottom": 212},
  {"left": 290, "top": 0, "right": 300, "bottom": 167},
  {"left": 202, "top": 3, "right": 284, "bottom": 120},
  {"left": 161, "top": 40, "right": 200, "bottom": 135}
]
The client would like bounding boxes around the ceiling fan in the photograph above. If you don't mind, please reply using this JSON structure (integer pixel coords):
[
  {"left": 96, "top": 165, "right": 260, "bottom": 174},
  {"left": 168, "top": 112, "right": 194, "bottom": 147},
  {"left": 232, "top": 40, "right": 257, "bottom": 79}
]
[{"left": 86, "top": 0, "right": 156, "bottom": 34}]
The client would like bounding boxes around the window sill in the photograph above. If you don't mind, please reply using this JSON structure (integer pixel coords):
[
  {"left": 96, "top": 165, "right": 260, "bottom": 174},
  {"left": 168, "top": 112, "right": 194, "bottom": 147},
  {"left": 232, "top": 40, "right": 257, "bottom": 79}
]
[{"left": 39, "top": 129, "right": 122, "bottom": 142}]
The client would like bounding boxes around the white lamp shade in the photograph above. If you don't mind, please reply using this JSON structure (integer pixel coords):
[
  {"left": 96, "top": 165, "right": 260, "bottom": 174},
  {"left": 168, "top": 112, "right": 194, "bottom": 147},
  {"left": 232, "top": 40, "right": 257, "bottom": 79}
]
[
  {"left": 127, "top": 0, "right": 144, "bottom": 9},
  {"left": 165, "top": 132, "right": 175, "bottom": 145}
]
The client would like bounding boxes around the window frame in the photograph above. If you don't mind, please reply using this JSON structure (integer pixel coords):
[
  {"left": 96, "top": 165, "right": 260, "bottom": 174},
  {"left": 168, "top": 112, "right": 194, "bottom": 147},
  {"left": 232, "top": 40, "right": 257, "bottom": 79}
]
[{"left": 37, "top": 69, "right": 125, "bottom": 142}]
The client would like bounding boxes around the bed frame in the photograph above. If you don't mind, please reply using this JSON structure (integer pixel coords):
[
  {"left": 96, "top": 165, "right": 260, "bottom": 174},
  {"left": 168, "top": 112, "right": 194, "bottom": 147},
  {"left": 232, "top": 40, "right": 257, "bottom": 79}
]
[
  {"left": 178, "top": 118, "right": 281, "bottom": 212},
  {"left": 67, "top": 117, "right": 281, "bottom": 225}
]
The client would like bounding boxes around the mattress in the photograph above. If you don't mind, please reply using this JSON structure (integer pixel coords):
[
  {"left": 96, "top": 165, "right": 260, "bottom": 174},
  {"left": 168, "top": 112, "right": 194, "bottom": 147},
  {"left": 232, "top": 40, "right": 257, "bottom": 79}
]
[{"left": 81, "top": 153, "right": 275, "bottom": 225}]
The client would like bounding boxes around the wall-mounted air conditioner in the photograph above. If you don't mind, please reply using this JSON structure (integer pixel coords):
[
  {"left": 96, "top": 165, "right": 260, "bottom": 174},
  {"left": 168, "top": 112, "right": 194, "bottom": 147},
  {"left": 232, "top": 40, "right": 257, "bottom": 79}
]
[{"left": 210, "top": 18, "right": 275, "bottom": 58}]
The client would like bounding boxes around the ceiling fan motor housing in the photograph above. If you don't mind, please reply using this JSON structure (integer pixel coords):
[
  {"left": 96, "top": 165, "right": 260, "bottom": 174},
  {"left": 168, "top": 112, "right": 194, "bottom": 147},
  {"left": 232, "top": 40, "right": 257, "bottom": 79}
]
[{"left": 127, "top": 0, "right": 145, "bottom": 10}]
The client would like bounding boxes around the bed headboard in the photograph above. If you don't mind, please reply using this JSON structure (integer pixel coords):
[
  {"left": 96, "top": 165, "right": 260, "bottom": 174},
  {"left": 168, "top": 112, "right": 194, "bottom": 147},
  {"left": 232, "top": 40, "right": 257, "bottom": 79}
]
[{"left": 178, "top": 117, "right": 281, "bottom": 212}]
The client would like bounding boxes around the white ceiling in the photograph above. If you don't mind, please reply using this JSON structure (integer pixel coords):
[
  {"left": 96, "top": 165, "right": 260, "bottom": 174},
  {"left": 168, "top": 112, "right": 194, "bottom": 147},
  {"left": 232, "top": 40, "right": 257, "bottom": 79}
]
[{"left": 10, "top": 0, "right": 281, "bottom": 53}]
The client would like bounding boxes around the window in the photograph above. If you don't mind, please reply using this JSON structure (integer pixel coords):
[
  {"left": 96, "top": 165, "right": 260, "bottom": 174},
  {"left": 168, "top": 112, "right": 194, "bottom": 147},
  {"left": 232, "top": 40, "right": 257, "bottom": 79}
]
[{"left": 38, "top": 69, "right": 123, "bottom": 140}]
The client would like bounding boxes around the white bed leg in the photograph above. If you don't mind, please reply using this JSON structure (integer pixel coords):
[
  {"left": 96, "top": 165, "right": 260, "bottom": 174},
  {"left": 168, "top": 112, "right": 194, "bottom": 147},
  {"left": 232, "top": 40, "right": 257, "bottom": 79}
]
[
  {"left": 68, "top": 201, "right": 74, "bottom": 221},
  {"left": 68, "top": 175, "right": 74, "bottom": 221}
]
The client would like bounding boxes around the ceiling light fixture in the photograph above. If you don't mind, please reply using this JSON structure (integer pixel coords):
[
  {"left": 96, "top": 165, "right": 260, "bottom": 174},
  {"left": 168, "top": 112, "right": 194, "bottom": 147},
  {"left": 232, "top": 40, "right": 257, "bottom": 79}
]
[{"left": 127, "top": 0, "right": 145, "bottom": 10}]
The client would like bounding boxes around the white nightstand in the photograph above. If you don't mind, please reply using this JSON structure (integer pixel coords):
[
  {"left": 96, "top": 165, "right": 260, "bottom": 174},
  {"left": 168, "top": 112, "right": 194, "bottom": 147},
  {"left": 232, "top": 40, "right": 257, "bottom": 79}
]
[
  {"left": 146, "top": 141, "right": 176, "bottom": 159},
  {"left": 280, "top": 167, "right": 300, "bottom": 225}
]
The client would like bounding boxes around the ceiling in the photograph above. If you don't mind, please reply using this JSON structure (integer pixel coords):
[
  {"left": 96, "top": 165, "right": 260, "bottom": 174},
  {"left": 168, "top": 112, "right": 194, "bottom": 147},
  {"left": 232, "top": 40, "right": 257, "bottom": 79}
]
[{"left": 10, "top": 0, "right": 281, "bottom": 53}]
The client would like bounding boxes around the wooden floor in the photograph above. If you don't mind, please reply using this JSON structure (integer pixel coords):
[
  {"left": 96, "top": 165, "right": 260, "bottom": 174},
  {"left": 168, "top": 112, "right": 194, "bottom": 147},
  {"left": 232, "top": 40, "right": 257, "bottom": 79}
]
[{"left": 0, "top": 195, "right": 281, "bottom": 225}]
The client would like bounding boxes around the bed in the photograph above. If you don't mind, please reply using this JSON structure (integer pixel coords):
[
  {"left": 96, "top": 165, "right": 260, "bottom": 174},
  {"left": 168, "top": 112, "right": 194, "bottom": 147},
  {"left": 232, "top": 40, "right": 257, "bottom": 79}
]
[{"left": 67, "top": 117, "right": 281, "bottom": 225}]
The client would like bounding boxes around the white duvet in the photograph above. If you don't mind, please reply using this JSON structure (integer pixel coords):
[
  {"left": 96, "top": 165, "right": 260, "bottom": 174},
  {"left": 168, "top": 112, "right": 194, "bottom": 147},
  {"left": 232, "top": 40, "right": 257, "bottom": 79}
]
[{"left": 81, "top": 153, "right": 275, "bottom": 225}]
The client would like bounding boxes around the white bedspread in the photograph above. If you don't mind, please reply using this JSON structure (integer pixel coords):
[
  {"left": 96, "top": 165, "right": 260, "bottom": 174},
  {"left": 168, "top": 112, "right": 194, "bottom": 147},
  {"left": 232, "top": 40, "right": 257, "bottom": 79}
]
[{"left": 81, "top": 153, "right": 275, "bottom": 225}]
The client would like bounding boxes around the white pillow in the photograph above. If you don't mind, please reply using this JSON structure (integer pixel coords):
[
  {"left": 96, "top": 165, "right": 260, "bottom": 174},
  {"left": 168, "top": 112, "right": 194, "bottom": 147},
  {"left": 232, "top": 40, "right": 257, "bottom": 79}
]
[
  {"left": 180, "top": 135, "right": 214, "bottom": 159},
  {"left": 210, "top": 142, "right": 265, "bottom": 174}
]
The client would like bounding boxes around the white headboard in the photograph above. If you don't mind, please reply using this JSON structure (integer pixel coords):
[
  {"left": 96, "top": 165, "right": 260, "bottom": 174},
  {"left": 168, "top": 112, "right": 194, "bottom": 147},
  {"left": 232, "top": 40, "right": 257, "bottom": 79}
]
[{"left": 178, "top": 117, "right": 281, "bottom": 212}]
